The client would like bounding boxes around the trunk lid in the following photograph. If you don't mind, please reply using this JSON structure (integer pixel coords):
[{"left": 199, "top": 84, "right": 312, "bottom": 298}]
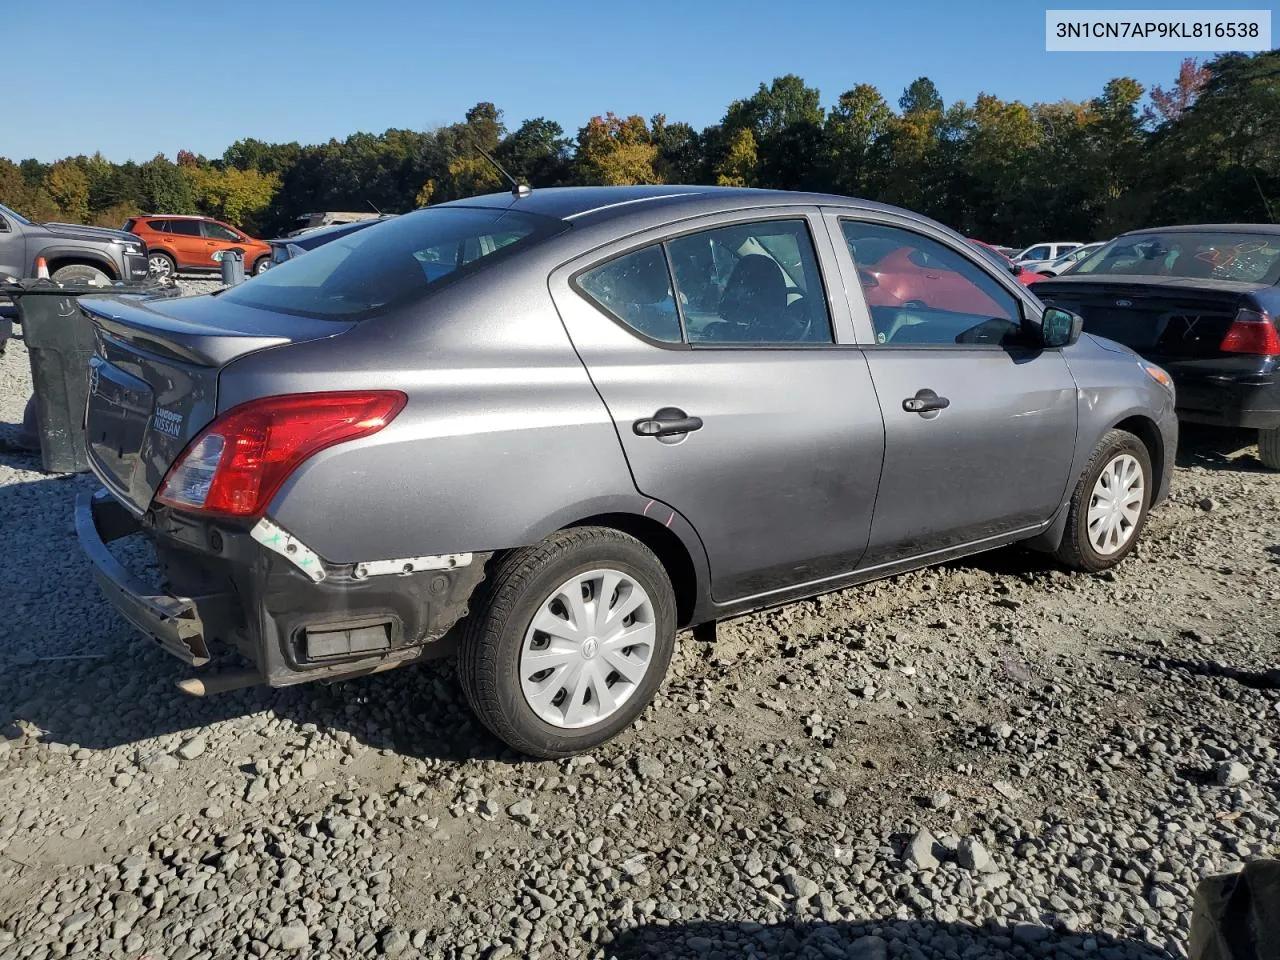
[
  {"left": 81, "top": 292, "right": 353, "bottom": 513},
  {"left": 1032, "top": 276, "right": 1266, "bottom": 361}
]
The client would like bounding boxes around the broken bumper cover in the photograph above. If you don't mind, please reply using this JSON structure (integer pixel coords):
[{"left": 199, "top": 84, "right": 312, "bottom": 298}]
[
  {"left": 75, "top": 489, "right": 210, "bottom": 666},
  {"left": 76, "top": 486, "right": 490, "bottom": 686}
]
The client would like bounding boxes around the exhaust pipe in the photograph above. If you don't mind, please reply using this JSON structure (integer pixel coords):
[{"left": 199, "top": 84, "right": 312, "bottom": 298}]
[{"left": 176, "top": 669, "right": 262, "bottom": 697}]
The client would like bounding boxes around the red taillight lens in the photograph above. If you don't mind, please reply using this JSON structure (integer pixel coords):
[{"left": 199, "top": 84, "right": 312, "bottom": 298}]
[
  {"left": 1220, "top": 308, "right": 1280, "bottom": 356},
  {"left": 156, "top": 391, "right": 407, "bottom": 518}
]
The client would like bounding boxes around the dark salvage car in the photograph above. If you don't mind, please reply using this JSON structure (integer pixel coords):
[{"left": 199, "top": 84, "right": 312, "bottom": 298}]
[
  {"left": 77, "top": 185, "right": 1176, "bottom": 758},
  {"left": 1033, "top": 224, "right": 1280, "bottom": 468}
]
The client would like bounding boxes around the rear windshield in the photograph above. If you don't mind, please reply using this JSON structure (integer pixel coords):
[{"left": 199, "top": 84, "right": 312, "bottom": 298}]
[
  {"left": 218, "top": 206, "right": 564, "bottom": 319},
  {"left": 1073, "top": 231, "right": 1280, "bottom": 285}
]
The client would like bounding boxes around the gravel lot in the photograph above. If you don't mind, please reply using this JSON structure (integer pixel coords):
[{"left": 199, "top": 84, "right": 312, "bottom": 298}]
[{"left": 1, "top": 282, "right": 1278, "bottom": 959}]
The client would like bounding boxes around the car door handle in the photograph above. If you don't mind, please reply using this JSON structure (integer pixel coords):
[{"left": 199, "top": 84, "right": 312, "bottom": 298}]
[
  {"left": 903, "top": 389, "right": 950, "bottom": 415},
  {"left": 633, "top": 408, "right": 703, "bottom": 438}
]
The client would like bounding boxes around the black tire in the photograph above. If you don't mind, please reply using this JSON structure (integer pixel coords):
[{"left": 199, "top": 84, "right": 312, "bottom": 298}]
[
  {"left": 148, "top": 252, "right": 177, "bottom": 279},
  {"left": 50, "top": 263, "right": 111, "bottom": 285},
  {"left": 458, "top": 526, "right": 677, "bottom": 758},
  {"left": 1259, "top": 427, "right": 1280, "bottom": 471},
  {"left": 1055, "top": 429, "right": 1152, "bottom": 572}
]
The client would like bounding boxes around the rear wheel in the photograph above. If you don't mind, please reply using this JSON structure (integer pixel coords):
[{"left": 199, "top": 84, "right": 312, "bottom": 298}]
[
  {"left": 252, "top": 256, "right": 271, "bottom": 276},
  {"left": 50, "top": 263, "right": 111, "bottom": 285},
  {"left": 1055, "top": 429, "right": 1152, "bottom": 572},
  {"left": 148, "top": 252, "right": 176, "bottom": 279},
  {"left": 458, "top": 526, "right": 677, "bottom": 758},
  {"left": 1260, "top": 427, "right": 1280, "bottom": 470}
]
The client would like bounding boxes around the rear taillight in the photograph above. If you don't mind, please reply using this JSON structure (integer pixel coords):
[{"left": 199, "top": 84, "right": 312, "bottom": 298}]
[
  {"left": 156, "top": 391, "right": 406, "bottom": 518},
  {"left": 1220, "top": 308, "right": 1280, "bottom": 356}
]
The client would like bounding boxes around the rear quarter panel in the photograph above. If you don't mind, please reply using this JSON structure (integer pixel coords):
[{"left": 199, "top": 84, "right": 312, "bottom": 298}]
[{"left": 217, "top": 263, "right": 695, "bottom": 567}]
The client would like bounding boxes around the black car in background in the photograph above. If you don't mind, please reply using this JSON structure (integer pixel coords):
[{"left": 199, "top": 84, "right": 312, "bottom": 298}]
[
  {"left": 262, "top": 215, "right": 397, "bottom": 269},
  {"left": 1034, "top": 225, "right": 1280, "bottom": 469}
]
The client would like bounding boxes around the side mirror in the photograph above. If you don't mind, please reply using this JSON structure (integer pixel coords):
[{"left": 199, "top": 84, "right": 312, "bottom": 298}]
[{"left": 1041, "top": 306, "right": 1084, "bottom": 348}]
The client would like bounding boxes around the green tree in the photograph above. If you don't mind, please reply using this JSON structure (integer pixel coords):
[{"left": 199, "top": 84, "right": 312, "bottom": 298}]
[
  {"left": 138, "top": 154, "right": 195, "bottom": 213},
  {"left": 713, "top": 127, "right": 759, "bottom": 187},
  {"left": 575, "top": 114, "right": 661, "bottom": 185},
  {"left": 44, "top": 160, "right": 90, "bottom": 222},
  {"left": 823, "top": 84, "right": 893, "bottom": 197}
]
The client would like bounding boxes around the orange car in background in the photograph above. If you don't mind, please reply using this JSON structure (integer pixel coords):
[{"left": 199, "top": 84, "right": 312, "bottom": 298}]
[{"left": 124, "top": 215, "right": 272, "bottom": 279}]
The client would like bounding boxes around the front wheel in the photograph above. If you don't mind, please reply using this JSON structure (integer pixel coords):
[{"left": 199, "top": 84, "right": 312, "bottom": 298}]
[
  {"left": 50, "top": 263, "right": 111, "bottom": 285},
  {"left": 1055, "top": 429, "right": 1152, "bottom": 572},
  {"left": 458, "top": 527, "right": 677, "bottom": 758},
  {"left": 1259, "top": 427, "right": 1280, "bottom": 470},
  {"left": 252, "top": 256, "right": 271, "bottom": 276}
]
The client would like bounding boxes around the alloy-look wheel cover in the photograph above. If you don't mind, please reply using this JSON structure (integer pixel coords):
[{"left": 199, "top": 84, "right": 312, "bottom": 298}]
[
  {"left": 1088, "top": 453, "right": 1144, "bottom": 555},
  {"left": 519, "top": 568, "right": 656, "bottom": 729}
]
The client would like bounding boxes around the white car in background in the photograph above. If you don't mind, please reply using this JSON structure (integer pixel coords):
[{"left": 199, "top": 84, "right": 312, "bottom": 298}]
[
  {"left": 1027, "top": 242, "right": 1106, "bottom": 277},
  {"left": 1014, "top": 241, "right": 1083, "bottom": 269}
]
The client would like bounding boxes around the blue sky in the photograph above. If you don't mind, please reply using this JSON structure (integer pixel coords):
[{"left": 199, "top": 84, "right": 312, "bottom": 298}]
[{"left": 2, "top": 0, "right": 1246, "bottom": 163}]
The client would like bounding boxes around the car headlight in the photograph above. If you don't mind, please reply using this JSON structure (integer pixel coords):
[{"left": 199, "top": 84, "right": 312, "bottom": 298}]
[{"left": 1142, "top": 362, "right": 1174, "bottom": 391}]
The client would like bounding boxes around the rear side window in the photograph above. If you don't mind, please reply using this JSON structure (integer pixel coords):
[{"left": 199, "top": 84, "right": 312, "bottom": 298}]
[
  {"left": 168, "top": 220, "right": 201, "bottom": 236},
  {"left": 577, "top": 218, "right": 834, "bottom": 346},
  {"left": 145, "top": 219, "right": 169, "bottom": 233},
  {"left": 218, "top": 207, "right": 564, "bottom": 320},
  {"left": 579, "top": 247, "right": 682, "bottom": 343}
]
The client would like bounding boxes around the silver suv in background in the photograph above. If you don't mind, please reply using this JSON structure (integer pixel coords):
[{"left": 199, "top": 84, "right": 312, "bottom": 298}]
[
  {"left": 76, "top": 186, "right": 1177, "bottom": 758},
  {"left": 0, "top": 202, "right": 149, "bottom": 284}
]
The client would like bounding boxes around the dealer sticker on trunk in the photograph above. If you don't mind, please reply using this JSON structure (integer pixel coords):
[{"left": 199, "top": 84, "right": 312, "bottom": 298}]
[{"left": 153, "top": 408, "right": 184, "bottom": 439}]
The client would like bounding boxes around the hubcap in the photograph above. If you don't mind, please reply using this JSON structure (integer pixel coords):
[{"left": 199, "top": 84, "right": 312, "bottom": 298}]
[
  {"left": 149, "top": 255, "right": 172, "bottom": 277},
  {"left": 520, "top": 568, "right": 656, "bottom": 729},
  {"left": 1088, "top": 453, "right": 1144, "bottom": 555}
]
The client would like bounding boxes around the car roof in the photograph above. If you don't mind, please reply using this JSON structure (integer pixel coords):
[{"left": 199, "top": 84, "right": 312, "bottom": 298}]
[
  {"left": 1118, "top": 223, "right": 1280, "bottom": 236},
  {"left": 440, "top": 184, "right": 910, "bottom": 228},
  {"left": 139, "top": 214, "right": 215, "bottom": 220}
]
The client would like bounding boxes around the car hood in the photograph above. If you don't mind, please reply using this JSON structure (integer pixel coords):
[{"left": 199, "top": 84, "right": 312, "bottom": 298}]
[{"left": 41, "top": 221, "right": 139, "bottom": 245}]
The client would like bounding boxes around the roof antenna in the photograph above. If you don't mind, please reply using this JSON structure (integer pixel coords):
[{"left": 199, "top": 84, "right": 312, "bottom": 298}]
[
  {"left": 471, "top": 140, "right": 532, "bottom": 198},
  {"left": 365, "top": 199, "right": 383, "bottom": 215}
]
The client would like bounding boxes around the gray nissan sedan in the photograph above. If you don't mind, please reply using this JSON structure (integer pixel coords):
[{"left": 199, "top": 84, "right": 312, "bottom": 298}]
[{"left": 76, "top": 185, "right": 1177, "bottom": 758}]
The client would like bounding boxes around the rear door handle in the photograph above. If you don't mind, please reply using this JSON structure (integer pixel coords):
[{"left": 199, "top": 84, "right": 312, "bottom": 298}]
[
  {"left": 903, "top": 389, "right": 950, "bottom": 417},
  {"left": 634, "top": 407, "right": 703, "bottom": 438}
]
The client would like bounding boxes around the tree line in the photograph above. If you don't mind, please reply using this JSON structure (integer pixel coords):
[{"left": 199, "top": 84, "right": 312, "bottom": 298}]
[{"left": 1, "top": 51, "right": 1276, "bottom": 247}]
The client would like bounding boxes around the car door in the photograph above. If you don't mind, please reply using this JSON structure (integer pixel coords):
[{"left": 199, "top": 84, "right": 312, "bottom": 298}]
[
  {"left": 0, "top": 209, "right": 25, "bottom": 279},
  {"left": 164, "top": 219, "right": 204, "bottom": 268},
  {"left": 550, "top": 209, "right": 886, "bottom": 604},
  {"left": 828, "top": 213, "right": 1078, "bottom": 566},
  {"left": 202, "top": 219, "right": 243, "bottom": 263}
]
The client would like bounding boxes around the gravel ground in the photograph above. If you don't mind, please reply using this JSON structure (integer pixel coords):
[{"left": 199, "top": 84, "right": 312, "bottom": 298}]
[{"left": 1, "top": 285, "right": 1278, "bottom": 959}]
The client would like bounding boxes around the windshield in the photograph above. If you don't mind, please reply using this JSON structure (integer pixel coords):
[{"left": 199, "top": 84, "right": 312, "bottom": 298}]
[
  {"left": 1073, "top": 231, "right": 1280, "bottom": 285},
  {"left": 0, "top": 203, "right": 32, "bottom": 226},
  {"left": 219, "top": 206, "right": 564, "bottom": 319}
]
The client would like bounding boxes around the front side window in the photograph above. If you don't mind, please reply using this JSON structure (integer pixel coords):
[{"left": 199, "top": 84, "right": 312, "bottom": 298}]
[
  {"left": 168, "top": 220, "right": 201, "bottom": 237},
  {"left": 203, "top": 221, "right": 241, "bottom": 241},
  {"left": 1021, "top": 245, "right": 1050, "bottom": 261},
  {"left": 842, "top": 220, "right": 1021, "bottom": 346},
  {"left": 219, "top": 206, "right": 562, "bottom": 320}
]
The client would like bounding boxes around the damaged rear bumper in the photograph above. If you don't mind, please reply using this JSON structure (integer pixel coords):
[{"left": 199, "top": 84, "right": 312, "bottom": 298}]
[
  {"left": 76, "top": 487, "right": 489, "bottom": 687},
  {"left": 76, "top": 490, "right": 210, "bottom": 665}
]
